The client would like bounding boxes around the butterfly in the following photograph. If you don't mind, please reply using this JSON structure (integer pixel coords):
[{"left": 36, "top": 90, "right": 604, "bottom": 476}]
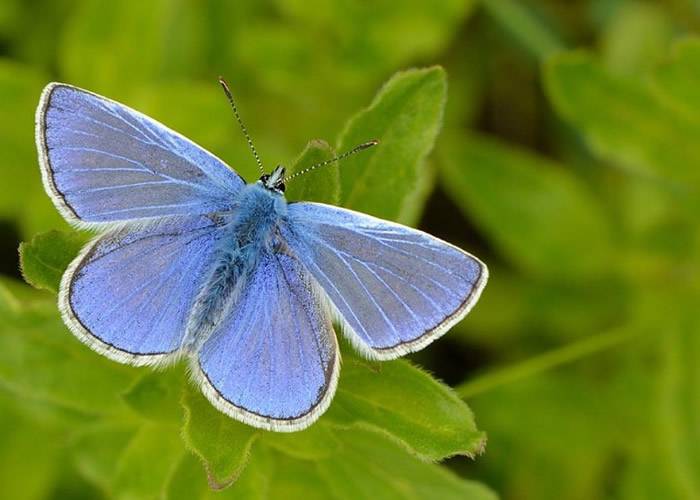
[{"left": 35, "top": 79, "right": 488, "bottom": 432}]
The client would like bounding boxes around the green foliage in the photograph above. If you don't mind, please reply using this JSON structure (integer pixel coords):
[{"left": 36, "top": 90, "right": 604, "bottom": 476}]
[
  {"left": 439, "top": 133, "right": 613, "bottom": 280},
  {"left": 286, "top": 139, "right": 339, "bottom": 204},
  {"left": 337, "top": 67, "right": 446, "bottom": 223},
  {"left": 182, "top": 384, "right": 259, "bottom": 488},
  {"left": 326, "top": 356, "right": 485, "bottom": 460},
  {"left": 545, "top": 49, "right": 700, "bottom": 188},
  {"left": 19, "top": 230, "right": 84, "bottom": 293}
]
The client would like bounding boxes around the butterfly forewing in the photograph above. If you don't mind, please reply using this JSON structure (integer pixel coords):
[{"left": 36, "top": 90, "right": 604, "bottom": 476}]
[{"left": 36, "top": 83, "right": 244, "bottom": 225}]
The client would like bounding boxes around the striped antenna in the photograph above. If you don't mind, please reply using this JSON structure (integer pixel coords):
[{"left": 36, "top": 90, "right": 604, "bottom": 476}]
[
  {"left": 285, "top": 140, "right": 379, "bottom": 183},
  {"left": 218, "top": 77, "right": 265, "bottom": 174}
]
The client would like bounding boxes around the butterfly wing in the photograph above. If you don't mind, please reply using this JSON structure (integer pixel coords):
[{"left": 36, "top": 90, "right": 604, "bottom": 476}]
[
  {"left": 36, "top": 83, "right": 244, "bottom": 226},
  {"left": 60, "top": 215, "right": 224, "bottom": 366},
  {"left": 193, "top": 251, "right": 339, "bottom": 432},
  {"left": 281, "top": 202, "right": 488, "bottom": 360}
]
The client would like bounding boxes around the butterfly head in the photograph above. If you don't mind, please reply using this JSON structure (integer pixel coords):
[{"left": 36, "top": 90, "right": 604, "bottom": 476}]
[{"left": 259, "top": 165, "right": 286, "bottom": 194}]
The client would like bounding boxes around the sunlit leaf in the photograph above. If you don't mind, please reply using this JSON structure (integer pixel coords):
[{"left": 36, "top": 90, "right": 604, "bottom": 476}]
[
  {"left": 337, "top": 66, "right": 446, "bottom": 223},
  {"left": 326, "top": 356, "right": 485, "bottom": 461},
  {"left": 0, "top": 304, "right": 139, "bottom": 415},
  {"left": 19, "top": 230, "right": 84, "bottom": 293},
  {"left": 112, "top": 422, "right": 186, "bottom": 500},
  {"left": 286, "top": 139, "right": 339, "bottom": 204},
  {"left": 316, "top": 428, "right": 497, "bottom": 500},
  {"left": 181, "top": 384, "right": 259, "bottom": 489}
]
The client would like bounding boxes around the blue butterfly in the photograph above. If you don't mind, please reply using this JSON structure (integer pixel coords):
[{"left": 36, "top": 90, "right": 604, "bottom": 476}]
[{"left": 35, "top": 80, "right": 488, "bottom": 432}]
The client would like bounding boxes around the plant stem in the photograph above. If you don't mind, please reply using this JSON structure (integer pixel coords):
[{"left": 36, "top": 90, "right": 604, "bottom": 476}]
[{"left": 456, "top": 327, "right": 636, "bottom": 399}]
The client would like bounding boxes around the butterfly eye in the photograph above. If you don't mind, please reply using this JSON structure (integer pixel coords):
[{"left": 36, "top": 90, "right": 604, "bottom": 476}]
[{"left": 260, "top": 174, "right": 270, "bottom": 183}]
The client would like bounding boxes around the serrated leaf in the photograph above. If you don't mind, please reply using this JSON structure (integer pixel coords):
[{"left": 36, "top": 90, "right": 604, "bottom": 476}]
[
  {"left": 122, "top": 367, "right": 185, "bottom": 423},
  {"left": 544, "top": 50, "right": 700, "bottom": 189},
  {"left": 326, "top": 356, "right": 485, "bottom": 461},
  {"left": 439, "top": 133, "right": 613, "bottom": 279},
  {"left": 112, "top": 422, "right": 186, "bottom": 500},
  {"left": 337, "top": 66, "right": 446, "bottom": 223},
  {"left": 19, "top": 230, "right": 84, "bottom": 293},
  {"left": 260, "top": 420, "right": 342, "bottom": 460},
  {"left": 286, "top": 139, "right": 339, "bottom": 204},
  {"left": 0, "top": 304, "right": 139, "bottom": 415},
  {"left": 181, "top": 384, "right": 259, "bottom": 489},
  {"left": 316, "top": 428, "right": 497, "bottom": 500}
]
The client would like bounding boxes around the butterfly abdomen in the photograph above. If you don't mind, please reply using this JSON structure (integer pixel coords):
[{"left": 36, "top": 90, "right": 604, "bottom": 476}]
[{"left": 184, "top": 183, "right": 288, "bottom": 346}]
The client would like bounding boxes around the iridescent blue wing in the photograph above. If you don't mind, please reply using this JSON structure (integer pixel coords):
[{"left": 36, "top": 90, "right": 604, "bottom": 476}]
[
  {"left": 60, "top": 215, "right": 224, "bottom": 366},
  {"left": 36, "top": 83, "right": 244, "bottom": 226},
  {"left": 281, "top": 202, "right": 488, "bottom": 360},
  {"left": 193, "top": 251, "right": 339, "bottom": 432}
]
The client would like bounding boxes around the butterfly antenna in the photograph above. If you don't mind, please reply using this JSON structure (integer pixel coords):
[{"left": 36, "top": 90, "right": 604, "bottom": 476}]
[
  {"left": 218, "top": 77, "right": 265, "bottom": 174},
  {"left": 285, "top": 140, "right": 379, "bottom": 183}
]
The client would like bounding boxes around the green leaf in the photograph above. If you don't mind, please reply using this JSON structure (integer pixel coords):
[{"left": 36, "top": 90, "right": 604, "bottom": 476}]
[
  {"left": 0, "top": 303, "right": 139, "bottom": 415},
  {"left": 71, "top": 423, "right": 139, "bottom": 494},
  {"left": 600, "top": 1, "right": 672, "bottom": 76},
  {"left": 337, "top": 67, "right": 446, "bottom": 223},
  {"left": 439, "top": 133, "right": 613, "bottom": 280},
  {"left": 651, "top": 37, "right": 700, "bottom": 116},
  {"left": 166, "top": 448, "right": 274, "bottom": 500},
  {"left": 481, "top": 0, "right": 564, "bottom": 60},
  {"left": 544, "top": 50, "right": 700, "bottom": 189},
  {"left": 0, "top": 413, "right": 62, "bottom": 500},
  {"left": 122, "top": 367, "right": 186, "bottom": 423},
  {"left": 326, "top": 356, "right": 485, "bottom": 461},
  {"left": 112, "top": 422, "right": 186, "bottom": 500},
  {"left": 260, "top": 420, "right": 342, "bottom": 460},
  {"left": 267, "top": 453, "right": 333, "bottom": 500},
  {"left": 286, "top": 139, "right": 339, "bottom": 204},
  {"left": 19, "top": 230, "right": 84, "bottom": 293},
  {"left": 316, "top": 428, "right": 497, "bottom": 500},
  {"left": 181, "top": 384, "right": 259, "bottom": 489}
]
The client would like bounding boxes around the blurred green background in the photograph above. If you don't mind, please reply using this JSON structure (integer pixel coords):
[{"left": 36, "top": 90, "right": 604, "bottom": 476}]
[{"left": 1, "top": 1, "right": 700, "bottom": 499}]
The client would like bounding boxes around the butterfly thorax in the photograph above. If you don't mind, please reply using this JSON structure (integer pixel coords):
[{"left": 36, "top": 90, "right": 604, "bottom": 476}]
[{"left": 185, "top": 182, "right": 288, "bottom": 346}]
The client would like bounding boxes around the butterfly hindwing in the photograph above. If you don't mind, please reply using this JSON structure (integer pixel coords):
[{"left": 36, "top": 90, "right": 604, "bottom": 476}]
[
  {"left": 61, "top": 215, "right": 225, "bottom": 366},
  {"left": 36, "top": 83, "right": 244, "bottom": 225},
  {"left": 282, "top": 202, "right": 488, "bottom": 360},
  {"left": 194, "top": 251, "right": 339, "bottom": 432}
]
